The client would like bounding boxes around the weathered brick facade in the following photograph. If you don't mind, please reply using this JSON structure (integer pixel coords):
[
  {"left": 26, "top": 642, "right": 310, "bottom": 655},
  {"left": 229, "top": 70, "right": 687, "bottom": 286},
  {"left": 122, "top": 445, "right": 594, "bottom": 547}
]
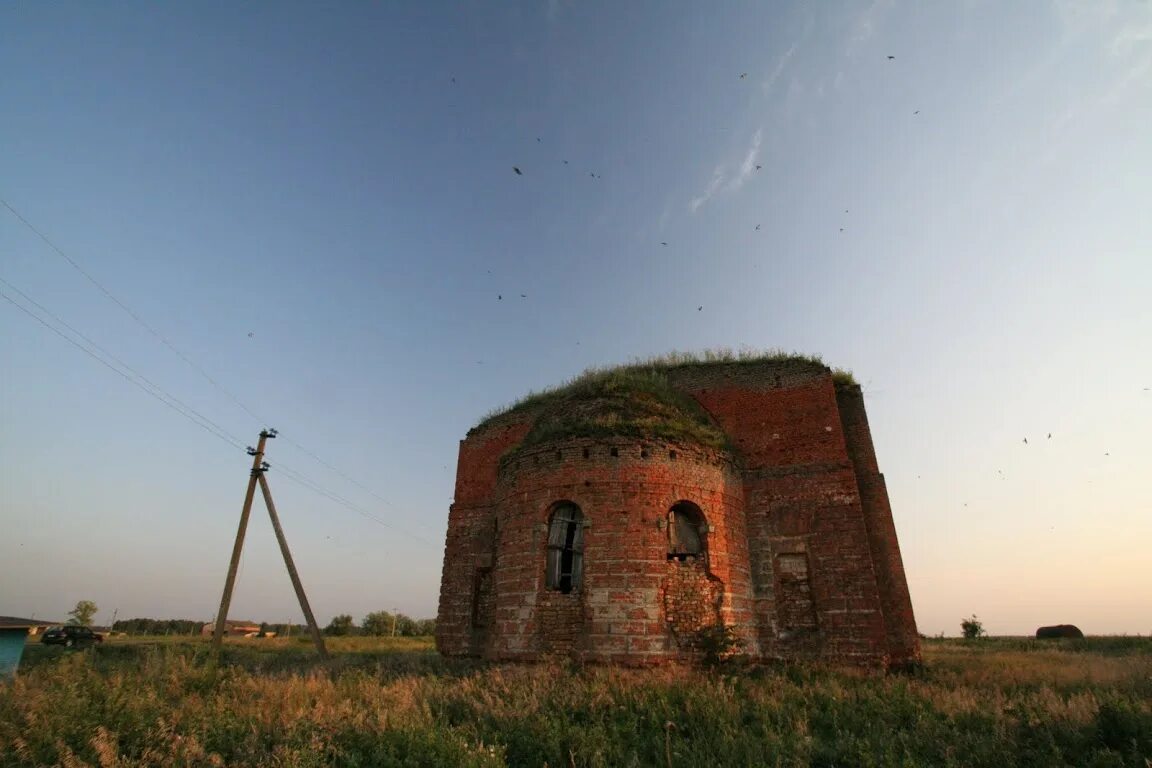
[{"left": 436, "top": 359, "right": 921, "bottom": 668}]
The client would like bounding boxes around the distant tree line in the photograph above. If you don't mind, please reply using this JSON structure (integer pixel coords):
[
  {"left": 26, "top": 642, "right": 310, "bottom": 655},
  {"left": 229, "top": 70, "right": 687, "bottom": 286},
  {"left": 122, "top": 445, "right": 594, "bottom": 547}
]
[
  {"left": 113, "top": 618, "right": 202, "bottom": 635},
  {"left": 323, "top": 612, "right": 435, "bottom": 637},
  {"left": 110, "top": 615, "right": 436, "bottom": 637}
]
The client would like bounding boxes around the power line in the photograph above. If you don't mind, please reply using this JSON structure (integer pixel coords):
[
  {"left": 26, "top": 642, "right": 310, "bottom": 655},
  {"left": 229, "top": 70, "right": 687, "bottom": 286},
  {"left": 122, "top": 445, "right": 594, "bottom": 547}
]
[
  {"left": 0, "top": 275, "right": 249, "bottom": 447},
  {"left": 1, "top": 197, "right": 266, "bottom": 427},
  {"left": 0, "top": 288, "right": 246, "bottom": 451},
  {"left": 2, "top": 284, "right": 436, "bottom": 547},
  {"left": 273, "top": 461, "right": 435, "bottom": 546},
  {"left": 2, "top": 196, "right": 424, "bottom": 533}
]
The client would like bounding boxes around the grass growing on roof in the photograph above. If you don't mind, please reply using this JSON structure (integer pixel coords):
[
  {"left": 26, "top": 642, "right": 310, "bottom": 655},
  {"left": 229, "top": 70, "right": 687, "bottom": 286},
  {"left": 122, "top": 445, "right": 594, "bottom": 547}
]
[
  {"left": 505, "top": 367, "right": 730, "bottom": 454},
  {"left": 475, "top": 347, "right": 855, "bottom": 432}
]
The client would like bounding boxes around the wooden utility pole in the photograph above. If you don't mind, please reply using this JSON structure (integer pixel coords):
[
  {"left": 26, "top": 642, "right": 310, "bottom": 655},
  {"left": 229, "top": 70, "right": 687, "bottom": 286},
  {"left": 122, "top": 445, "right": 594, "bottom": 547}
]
[
  {"left": 212, "top": 429, "right": 328, "bottom": 659},
  {"left": 257, "top": 472, "right": 328, "bottom": 658},
  {"left": 212, "top": 429, "right": 270, "bottom": 649}
]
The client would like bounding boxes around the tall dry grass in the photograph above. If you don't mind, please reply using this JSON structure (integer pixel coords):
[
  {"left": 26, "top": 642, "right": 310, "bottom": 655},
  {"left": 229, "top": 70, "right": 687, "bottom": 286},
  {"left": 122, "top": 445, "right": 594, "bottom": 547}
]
[{"left": 2, "top": 637, "right": 1150, "bottom": 767}]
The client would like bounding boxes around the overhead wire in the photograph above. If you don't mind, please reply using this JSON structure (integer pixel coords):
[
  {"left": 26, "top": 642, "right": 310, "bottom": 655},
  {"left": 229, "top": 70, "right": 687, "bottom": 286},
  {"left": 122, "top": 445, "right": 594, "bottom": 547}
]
[
  {"left": 1, "top": 281, "right": 435, "bottom": 545},
  {"left": 1, "top": 196, "right": 437, "bottom": 540},
  {"left": 1, "top": 197, "right": 266, "bottom": 427},
  {"left": 0, "top": 285, "right": 247, "bottom": 451}
]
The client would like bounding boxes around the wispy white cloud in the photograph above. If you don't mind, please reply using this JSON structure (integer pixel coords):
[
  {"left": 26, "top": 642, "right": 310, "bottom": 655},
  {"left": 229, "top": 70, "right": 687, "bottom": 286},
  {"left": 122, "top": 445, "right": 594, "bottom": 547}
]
[
  {"left": 761, "top": 43, "right": 798, "bottom": 95},
  {"left": 687, "top": 127, "right": 764, "bottom": 213},
  {"left": 846, "top": 0, "right": 896, "bottom": 57},
  {"left": 728, "top": 128, "right": 763, "bottom": 191},
  {"left": 689, "top": 166, "right": 726, "bottom": 213}
]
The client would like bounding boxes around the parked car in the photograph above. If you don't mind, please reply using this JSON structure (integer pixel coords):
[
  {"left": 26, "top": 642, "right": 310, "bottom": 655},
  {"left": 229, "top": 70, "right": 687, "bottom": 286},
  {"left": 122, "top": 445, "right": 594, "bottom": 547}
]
[{"left": 40, "top": 625, "right": 104, "bottom": 647}]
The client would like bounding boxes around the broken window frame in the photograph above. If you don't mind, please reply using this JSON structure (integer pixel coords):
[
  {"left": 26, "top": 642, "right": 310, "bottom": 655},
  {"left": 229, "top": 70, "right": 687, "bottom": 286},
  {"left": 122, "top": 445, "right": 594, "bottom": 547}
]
[
  {"left": 545, "top": 502, "right": 584, "bottom": 593},
  {"left": 667, "top": 501, "right": 706, "bottom": 562}
]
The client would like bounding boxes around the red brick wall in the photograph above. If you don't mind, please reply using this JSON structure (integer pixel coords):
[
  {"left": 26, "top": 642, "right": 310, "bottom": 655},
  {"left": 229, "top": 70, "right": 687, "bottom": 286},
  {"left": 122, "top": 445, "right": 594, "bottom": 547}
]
[
  {"left": 836, "top": 385, "right": 922, "bottom": 668},
  {"left": 436, "top": 361, "right": 921, "bottom": 668},
  {"left": 435, "top": 415, "right": 531, "bottom": 657},
  {"left": 486, "top": 438, "right": 750, "bottom": 663}
]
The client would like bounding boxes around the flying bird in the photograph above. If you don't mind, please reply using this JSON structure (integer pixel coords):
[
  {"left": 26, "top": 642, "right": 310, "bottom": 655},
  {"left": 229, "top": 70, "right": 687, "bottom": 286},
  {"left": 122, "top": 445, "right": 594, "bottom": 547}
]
[
  {"left": 247, "top": 332, "right": 254, "bottom": 338},
  {"left": 513, "top": 166, "right": 522, "bottom": 175},
  {"left": 520, "top": 294, "right": 527, "bottom": 298},
  {"left": 451, "top": 77, "right": 456, "bottom": 83},
  {"left": 1023, "top": 437, "right": 1028, "bottom": 444},
  {"left": 536, "top": 137, "right": 541, "bottom": 142},
  {"left": 840, "top": 227, "right": 844, "bottom": 232},
  {"left": 661, "top": 242, "right": 668, "bottom": 246},
  {"left": 755, "top": 164, "right": 762, "bottom": 171},
  {"left": 697, "top": 306, "right": 703, "bottom": 311},
  {"left": 563, "top": 160, "right": 569, "bottom": 164},
  {"left": 754, "top": 224, "right": 760, "bottom": 231},
  {"left": 740, "top": 72, "right": 748, "bottom": 79},
  {"left": 1047, "top": 433, "right": 1052, "bottom": 439},
  {"left": 913, "top": 110, "right": 920, "bottom": 115},
  {"left": 887, "top": 55, "right": 895, "bottom": 60},
  {"left": 498, "top": 294, "right": 502, "bottom": 300}
]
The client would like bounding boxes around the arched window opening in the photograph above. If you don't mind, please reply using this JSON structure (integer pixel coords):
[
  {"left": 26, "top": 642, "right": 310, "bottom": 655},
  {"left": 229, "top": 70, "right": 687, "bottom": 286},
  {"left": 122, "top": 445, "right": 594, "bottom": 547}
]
[
  {"left": 546, "top": 503, "right": 584, "bottom": 593},
  {"left": 668, "top": 502, "right": 705, "bottom": 561}
]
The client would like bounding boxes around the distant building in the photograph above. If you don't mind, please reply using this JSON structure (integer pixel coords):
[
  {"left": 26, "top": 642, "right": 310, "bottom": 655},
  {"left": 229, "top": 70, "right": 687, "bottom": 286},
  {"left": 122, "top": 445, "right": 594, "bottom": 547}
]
[
  {"left": 0, "top": 616, "right": 53, "bottom": 678},
  {"left": 201, "top": 620, "right": 262, "bottom": 638}
]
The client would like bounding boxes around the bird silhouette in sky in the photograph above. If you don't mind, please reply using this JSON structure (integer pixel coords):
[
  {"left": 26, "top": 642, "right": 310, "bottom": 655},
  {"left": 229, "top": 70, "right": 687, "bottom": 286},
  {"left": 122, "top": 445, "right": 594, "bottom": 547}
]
[
  {"left": 513, "top": 167, "right": 522, "bottom": 175},
  {"left": 1047, "top": 433, "right": 1052, "bottom": 439},
  {"left": 755, "top": 164, "right": 762, "bottom": 170},
  {"left": 563, "top": 160, "right": 569, "bottom": 164},
  {"left": 498, "top": 295, "right": 502, "bottom": 300},
  {"left": 755, "top": 224, "right": 761, "bottom": 231},
  {"left": 697, "top": 306, "right": 703, "bottom": 311},
  {"left": 740, "top": 73, "right": 748, "bottom": 79},
  {"left": 887, "top": 55, "right": 895, "bottom": 60},
  {"left": 450, "top": 77, "right": 456, "bottom": 83},
  {"left": 1023, "top": 437, "right": 1028, "bottom": 444},
  {"left": 661, "top": 242, "right": 668, "bottom": 246},
  {"left": 520, "top": 294, "right": 527, "bottom": 298},
  {"left": 247, "top": 332, "right": 254, "bottom": 338},
  {"left": 536, "top": 137, "right": 541, "bottom": 142},
  {"left": 914, "top": 110, "right": 920, "bottom": 115}
]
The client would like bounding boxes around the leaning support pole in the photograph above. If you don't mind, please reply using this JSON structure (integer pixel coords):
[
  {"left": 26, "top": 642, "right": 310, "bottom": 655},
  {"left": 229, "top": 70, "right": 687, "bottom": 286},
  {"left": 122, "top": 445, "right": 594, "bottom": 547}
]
[
  {"left": 257, "top": 472, "right": 329, "bottom": 659},
  {"left": 212, "top": 430, "right": 271, "bottom": 650}
]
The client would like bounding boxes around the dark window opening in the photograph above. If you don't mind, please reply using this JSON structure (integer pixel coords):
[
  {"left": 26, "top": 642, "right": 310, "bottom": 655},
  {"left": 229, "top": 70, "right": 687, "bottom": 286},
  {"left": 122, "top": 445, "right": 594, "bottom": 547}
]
[
  {"left": 667, "top": 502, "right": 705, "bottom": 562},
  {"left": 669, "top": 450, "right": 677, "bottom": 460},
  {"left": 610, "top": 447, "right": 618, "bottom": 457},
  {"left": 545, "top": 503, "right": 585, "bottom": 593},
  {"left": 641, "top": 448, "right": 649, "bottom": 458},
  {"left": 582, "top": 448, "right": 589, "bottom": 459},
  {"left": 556, "top": 450, "right": 562, "bottom": 461}
]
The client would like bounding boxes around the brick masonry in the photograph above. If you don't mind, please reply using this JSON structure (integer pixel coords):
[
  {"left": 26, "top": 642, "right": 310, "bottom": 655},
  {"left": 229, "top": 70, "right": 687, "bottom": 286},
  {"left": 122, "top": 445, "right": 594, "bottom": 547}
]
[{"left": 436, "top": 360, "right": 921, "bottom": 668}]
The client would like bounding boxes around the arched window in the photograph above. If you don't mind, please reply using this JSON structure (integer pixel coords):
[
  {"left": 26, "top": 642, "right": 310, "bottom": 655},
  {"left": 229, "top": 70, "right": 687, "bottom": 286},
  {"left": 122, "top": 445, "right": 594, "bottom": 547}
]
[
  {"left": 545, "top": 502, "right": 584, "bottom": 593},
  {"left": 668, "top": 501, "right": 705, "bottom": 561}
]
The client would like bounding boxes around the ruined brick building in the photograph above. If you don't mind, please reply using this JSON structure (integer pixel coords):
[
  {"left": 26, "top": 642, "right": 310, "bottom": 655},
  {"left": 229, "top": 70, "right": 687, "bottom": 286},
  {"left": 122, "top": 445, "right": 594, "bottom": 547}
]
[{"left": 436, "top": 356, "right": 921, "bottom": 668}]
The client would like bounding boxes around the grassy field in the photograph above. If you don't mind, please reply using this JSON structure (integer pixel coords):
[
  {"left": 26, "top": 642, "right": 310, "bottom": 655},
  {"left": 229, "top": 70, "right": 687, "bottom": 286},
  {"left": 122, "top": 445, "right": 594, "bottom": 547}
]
[{"left": 2, "top": 636, "right": 1150, "bottom": 767}]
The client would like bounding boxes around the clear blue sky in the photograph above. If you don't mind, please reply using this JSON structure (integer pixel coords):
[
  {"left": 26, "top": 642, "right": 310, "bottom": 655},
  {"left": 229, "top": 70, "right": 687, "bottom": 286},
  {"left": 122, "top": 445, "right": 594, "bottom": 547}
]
[{"left": 2, "top": 1, "right": 1150, "bottom": 636}]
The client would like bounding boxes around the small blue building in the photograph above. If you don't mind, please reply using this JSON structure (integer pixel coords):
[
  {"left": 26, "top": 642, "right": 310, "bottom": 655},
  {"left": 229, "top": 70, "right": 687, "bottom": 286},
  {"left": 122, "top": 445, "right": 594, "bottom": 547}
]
[{"left": 0, "top": 616, "right": 49, "bottom": 678}]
